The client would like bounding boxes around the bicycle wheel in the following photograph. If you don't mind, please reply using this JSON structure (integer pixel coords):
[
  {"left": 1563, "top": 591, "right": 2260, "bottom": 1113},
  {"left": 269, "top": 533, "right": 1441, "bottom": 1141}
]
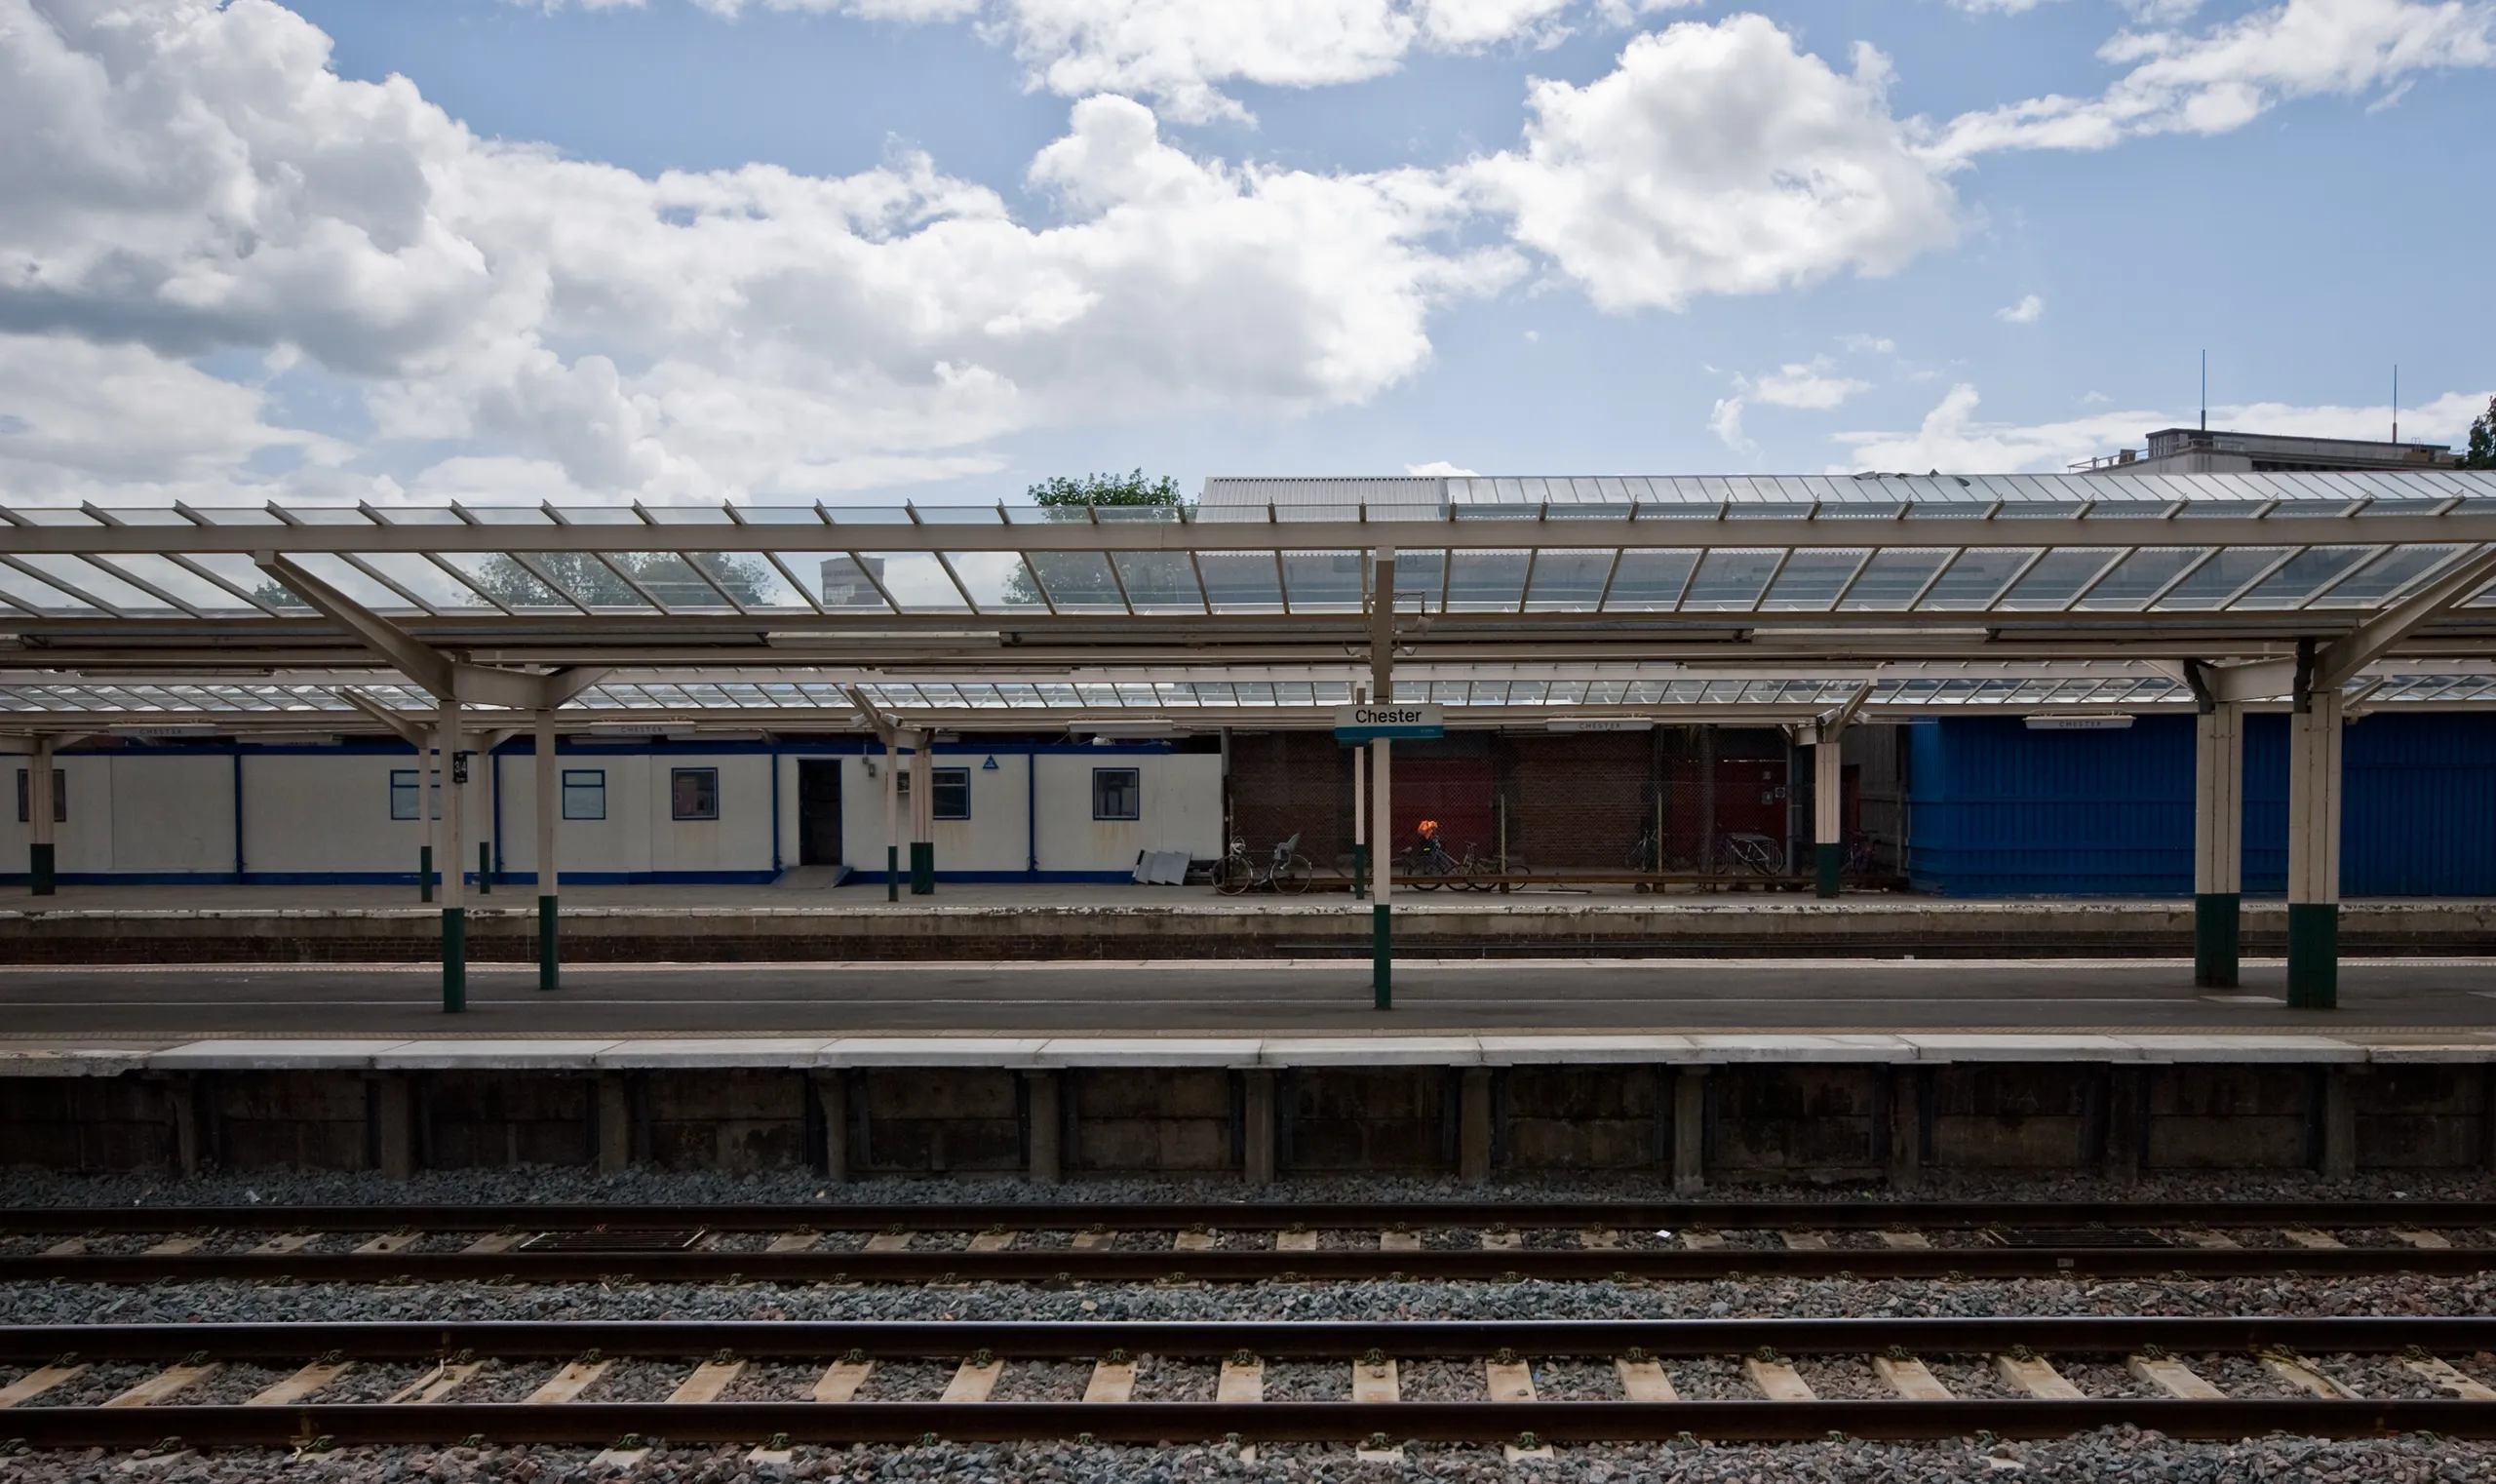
[
  {"left": 1215, "top": 854, "right": 1252, "bottom": 895},
  {"left": 1276, "top": 853, "right": 1314, "bottom": 895},
  {"left": 1464, "top": 856, "right": 1499, "bottom": 891}
]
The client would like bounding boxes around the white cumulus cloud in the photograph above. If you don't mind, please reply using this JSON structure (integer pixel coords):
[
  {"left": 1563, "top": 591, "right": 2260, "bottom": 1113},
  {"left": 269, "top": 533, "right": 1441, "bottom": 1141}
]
[
  {"left": 1935, "top": 0, "right": 2496, "bottom": 159},
  {"left": 0, "top": 0, "right": 1519, "bottom": 503},
  {"left": 1837, "top": 383, "right": 2496, "bottom": 474},
  {"left": 1405, "top": 458, "right": 1479, "bottom": 475},
  {"left": 1996, "top": 293, "right": 2046, "bottom": 324},
  {"left": 581, "top": 0, "right": 1702, "bottom": 122},
  {"left": 1464, "top": 17, "right": 1962, "bottom": 312}
]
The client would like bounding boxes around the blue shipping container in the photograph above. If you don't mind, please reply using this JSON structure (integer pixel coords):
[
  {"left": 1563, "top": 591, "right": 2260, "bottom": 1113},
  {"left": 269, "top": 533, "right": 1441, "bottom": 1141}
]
[{"left": 1905, "top": 713, "right": 2496, "bottom": 897}]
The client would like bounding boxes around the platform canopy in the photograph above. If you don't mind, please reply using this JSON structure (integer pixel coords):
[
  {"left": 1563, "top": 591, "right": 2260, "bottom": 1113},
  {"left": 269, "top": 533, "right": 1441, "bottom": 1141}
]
[{"left": 3, "top": 468, "right": 2496, "bottom": 735}]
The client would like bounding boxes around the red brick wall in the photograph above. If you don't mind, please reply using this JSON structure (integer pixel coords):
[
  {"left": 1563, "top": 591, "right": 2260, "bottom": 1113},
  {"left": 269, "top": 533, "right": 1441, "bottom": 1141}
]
[
  {"left": 1226, "top": 731, "right": 1352, "bottom": 867},
  {"left": 1496, "top": 733, "right": 1654, "bottom": 869}
]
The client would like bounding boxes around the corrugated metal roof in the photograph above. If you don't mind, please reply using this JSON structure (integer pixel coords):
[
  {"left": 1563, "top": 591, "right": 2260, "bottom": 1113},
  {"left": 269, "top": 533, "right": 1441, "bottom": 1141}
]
[{"left": 1199, "top": 469, "right": 2496, "bottom": 518}]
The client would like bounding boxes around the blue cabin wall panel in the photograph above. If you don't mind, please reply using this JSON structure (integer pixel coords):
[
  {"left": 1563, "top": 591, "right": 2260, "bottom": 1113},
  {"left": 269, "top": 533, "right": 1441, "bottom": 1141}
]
[{"left": 1906, "top": 714, "right": 2496, "bottom": 897}]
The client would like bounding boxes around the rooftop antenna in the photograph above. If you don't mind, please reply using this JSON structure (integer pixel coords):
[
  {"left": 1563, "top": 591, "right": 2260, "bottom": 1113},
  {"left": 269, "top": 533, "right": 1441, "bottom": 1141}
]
[
  {"left": 2199, "top": 350, "right": 2206, "bottom": 432},
  {"left": 2392, "top": 365, "right": 2399, "bottom": 445}
]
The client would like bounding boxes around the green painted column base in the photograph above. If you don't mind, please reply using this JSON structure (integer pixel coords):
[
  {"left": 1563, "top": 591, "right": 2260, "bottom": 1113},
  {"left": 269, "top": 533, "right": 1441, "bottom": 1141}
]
[
  {"left": 442, "top": 907, "right": 467, "bottom": 1014},
  {"left": 2193, "top": 891, "right": 2242, "bottom": 989},
  {"left": 538, "top": 895, "right": 559, "bottom": 993},
  {"left": 910, "top": 840, "right": 935, "bottom": 895},
  {"left": 2286, "top": 901, "right": 2338, "bottom": 1010},
  {"left": 1373, "top": 904, "right": 1391, "bottom": 1010},
  {"left": 28, "top": 842, "right": 54, "bottom": 897},
  {"left": 420, "top": 845, "right": 434, "bottom": 904},
  {"left": 1814, "top": 841, "right": 1840, "bottom": 899},
  {"left": 886, "top": 844, "right": 899, "bottom": 902},
  {"left": 1352, "top": 843, "right": 1369, "bottom": 901},
  {"left": 478, "top": 841, "right": 492, "bottom": 895}
]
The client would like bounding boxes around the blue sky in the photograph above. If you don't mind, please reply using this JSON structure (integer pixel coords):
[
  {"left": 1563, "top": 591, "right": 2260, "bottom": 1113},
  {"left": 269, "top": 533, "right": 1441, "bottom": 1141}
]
[{"left": 2, "top": 0, "right": 2490, "bottom": 506}]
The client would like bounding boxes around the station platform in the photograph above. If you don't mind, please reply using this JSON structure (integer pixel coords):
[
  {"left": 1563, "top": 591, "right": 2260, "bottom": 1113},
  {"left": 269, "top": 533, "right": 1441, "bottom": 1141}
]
[
  {"left": 0, "top": 956, "right": 2492, "bottom": 1039},
  {"left": 5, "top": 882, "right": 2491, "bottom": 963}
]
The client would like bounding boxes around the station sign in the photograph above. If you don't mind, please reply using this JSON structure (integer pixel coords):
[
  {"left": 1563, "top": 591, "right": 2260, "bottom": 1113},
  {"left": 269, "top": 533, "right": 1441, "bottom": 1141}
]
[
  {"left": 1333, "top": 703, "right": 1446, "bottom": 742},
  {"left": 2024, "top": 714, "right": 2134, "bottom": 730},
  {"left": 1546, "top": 718, "right": 1654, "bottom": 733}
]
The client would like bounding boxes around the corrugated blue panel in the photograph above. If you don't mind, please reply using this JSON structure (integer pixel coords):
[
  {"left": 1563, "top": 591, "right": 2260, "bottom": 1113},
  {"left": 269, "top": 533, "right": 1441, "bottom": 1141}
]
[{"left": 1906, "top": 714, "right": 2496, "bottom": 897}]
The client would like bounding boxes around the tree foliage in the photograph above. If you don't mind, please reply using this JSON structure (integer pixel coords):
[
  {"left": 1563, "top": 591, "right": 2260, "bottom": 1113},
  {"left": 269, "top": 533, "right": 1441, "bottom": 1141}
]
[
  {"left": 1029, "top": 469, "right": 1183, "bottom": 507},
  {"left": 2464, "top": 396, "right": 2496, "bottom": 471}
]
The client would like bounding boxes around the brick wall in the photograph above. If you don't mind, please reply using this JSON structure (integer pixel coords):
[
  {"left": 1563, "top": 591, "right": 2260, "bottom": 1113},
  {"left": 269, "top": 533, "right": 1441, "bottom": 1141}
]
[
  {"left": 1226, "top": 731, "right": 1352, "bottom": 866},
  {"left": 1497, "top": 732, "right": 1654, "bottom": 869}
]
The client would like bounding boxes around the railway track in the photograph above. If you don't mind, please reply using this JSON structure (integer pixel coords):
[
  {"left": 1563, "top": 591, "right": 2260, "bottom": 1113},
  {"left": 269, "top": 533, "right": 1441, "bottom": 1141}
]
[
  {"left": 1, "top": 1319, "right": 2493, "bottom": 1452},
  {"left": 8, "top": 1200, "right": 2494, "bottom": 1284}
]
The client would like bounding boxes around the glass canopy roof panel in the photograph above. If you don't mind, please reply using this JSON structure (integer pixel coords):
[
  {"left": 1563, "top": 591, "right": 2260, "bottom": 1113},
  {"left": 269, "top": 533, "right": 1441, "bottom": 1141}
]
[
  {"left": 2233, "top": 547, "right": 2376, "bottom": 608},
  {"left": 2317, "top": 545, "right": 2458, "bottom": 605},
  {"left": 435, "top": 552, "right": 572, "bottom": 611},
  {"left": 1444, "top": 550, "right": 1531, "bottom": 610},
  {"left": 1110, "top": 552, "right": 1205, "bottom": 612},
  {"left": 0, "top": 565, "right": 96, "bottom": 614},
  {"left": 1279, "top": 551, "right": 1365, "bottom": 611},
  {"left": 12, "top": 555, "right": 179, "bottom": 614},
  {"left": 1194, "top": 553, "right": 1284, "bottom": 611},
  {"left": 1680, "top": 549, "right": 1783, "bottom": 609},
  {"left": 2070, "top": 548, "right": 2204, "bottom": 609},
  {"left": 1759, "top": 549, "right": 1868, "bottom": 610},
  {"left": 285, "top": 553, "right": 434, "bottom": 613},
  {"left": 1392, "top": 550, "right": 1445, "bottom": 610},
  {"left": 1524, "top": 549, "right": 1615, "bottom": 609},
  {"left": 1025, "top": 551, "right": 1126, "bottom": 612},
  {"left": 604, "top": 552, "right": 739, "bottom": 611},
  {"left": 83, "top": 555, "right": 254, "bottom": 614},
  {"left": 1998, "top": 548, "right": 2124, "bottom": 610},
  {"left": 860, "top": 552, "right": 971, "bottom": 613},
  {"left": 476, "top": 553, "right": 650, "bottom": 611},
  {"left": 2152, "top": 547, "right": 2293, "bottom": 609},
  {"left": 812, "top": 555, "right": 893, "bottom": 610},
  {"left": 1601, "top": 550, "right": 1697, "bottom": 610},
  {"left": 937, "top": 551, "right": 1031, "bottom": 612},
  {"left": 693, "top": 552, "right": 810, "bottom": 610},
  {"left": 1918, "top": 549, "right": 2041, "bottom": 609},
  {"left": 1836, "top": 549, "right": 1950, "bottom": 610}
]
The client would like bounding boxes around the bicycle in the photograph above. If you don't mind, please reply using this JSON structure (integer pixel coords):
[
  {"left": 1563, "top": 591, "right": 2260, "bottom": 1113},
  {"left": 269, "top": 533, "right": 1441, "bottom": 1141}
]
[
  {"left": 1461, "top": 841, "right": 1531, "bottom": 891},
  {"left": 1397, "top": 826, "right": 1462, "bottom": 890},
  {"left": 1842, "top": 831, "right": 1880, "bottom": 878},
  {"left": 1215, "top": 833, "right": 1313, "bottom": 895},
  {"left": 1712, "top": 831, "right": 1783, "bottom": 876}
]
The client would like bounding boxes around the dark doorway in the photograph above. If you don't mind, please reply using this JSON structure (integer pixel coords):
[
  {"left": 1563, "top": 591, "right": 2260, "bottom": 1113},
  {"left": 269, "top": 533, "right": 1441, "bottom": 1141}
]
[{"left": 798, "top": 760, "right": 843, "bottom": 865}]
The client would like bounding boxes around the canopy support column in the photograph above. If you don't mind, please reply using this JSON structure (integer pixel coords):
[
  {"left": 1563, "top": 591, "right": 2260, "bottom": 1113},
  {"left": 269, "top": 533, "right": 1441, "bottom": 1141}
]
[
  {"left": 909, "top": 732, "right": 934, "bottom": 895},
  {"left": 1812, "top": 735, "right": 1842, "bottom": 899},
  {"left": 437, "top": 701, "right": 466, "bottom": 1014},
  {"left": 882, "top": 737, "right": 899, "bottom": 902},
  {"left": 1370, "top": 548, "right": 1395, "bottom": 1011},
  {"left": 535, "top": 711, "right": 560, "bottom": 993},
  {"left": 1351, "top": 689, "right": 1368, "bottom": 902},
  {"left": 2287, "top": 652, "right": 2343, "bottom": 1010},
  {"left": 2193, "top": 698, "right": 2243, "bottom": 989},
  {"left": 25, "top": 736, "right": 56, "bottom": 896}
]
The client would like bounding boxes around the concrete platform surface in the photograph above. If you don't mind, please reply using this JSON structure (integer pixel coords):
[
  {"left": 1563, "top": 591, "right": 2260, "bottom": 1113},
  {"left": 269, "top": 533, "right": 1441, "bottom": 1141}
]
[
  {"left": 0, "top": 956, "right": 2490, "bottom": 1039},
  {"left": 7, "top": 889, "right": 2493, "bottom": 964},
  {"left": 4, "top": 1024, "right": 2494, "bottom": 1075}
]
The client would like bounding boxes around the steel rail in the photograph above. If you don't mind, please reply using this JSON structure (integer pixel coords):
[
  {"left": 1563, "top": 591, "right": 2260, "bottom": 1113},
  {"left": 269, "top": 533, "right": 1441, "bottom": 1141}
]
[
  {"left": 9, "top": 1321, "right": 2496, "bottom": 1448},
  {"left": 10, "top": 1246, "right": 2495, "bottom": 1286},
  {"left": 7, "top": 1199, "right": 2490, "bottom": 1235},
  {"left": 8, "top": 1398, "right": 2495, "bottom": 1448},
  {"left": 11, "top": 1316, "right": 2496, "bottom": 1361}
]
